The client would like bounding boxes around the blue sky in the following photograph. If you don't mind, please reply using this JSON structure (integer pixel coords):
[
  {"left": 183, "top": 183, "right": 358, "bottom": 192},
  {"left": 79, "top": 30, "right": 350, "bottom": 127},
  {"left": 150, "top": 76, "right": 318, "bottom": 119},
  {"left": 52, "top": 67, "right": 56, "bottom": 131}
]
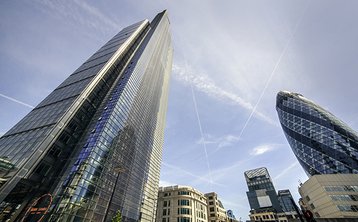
[{"left": 1, "top": 0, "right": 358, "bottom": 220}]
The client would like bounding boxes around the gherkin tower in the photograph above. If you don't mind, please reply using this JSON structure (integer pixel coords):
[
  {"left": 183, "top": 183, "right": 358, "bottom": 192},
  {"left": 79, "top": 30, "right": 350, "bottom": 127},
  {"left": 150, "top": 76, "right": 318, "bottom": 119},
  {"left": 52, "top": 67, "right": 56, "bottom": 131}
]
[{"left": 276, "top": 91, "right": 358, "bottom": 176}]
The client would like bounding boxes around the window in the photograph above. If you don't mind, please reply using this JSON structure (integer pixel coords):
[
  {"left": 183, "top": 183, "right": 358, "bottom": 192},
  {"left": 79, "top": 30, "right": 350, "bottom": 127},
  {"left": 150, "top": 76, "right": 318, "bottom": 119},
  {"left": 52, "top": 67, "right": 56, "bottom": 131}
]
[
  {"left": 34, "top": 163, "right": 51, "bottom": 176},
  {"left": 164, "top": 201, "right": 167, "bottom": 207},
  {"left": 330, "top": 194, "right": 358, "bottom": 201},
  {"left": 178, "top": 208, "right": 190, "bottom": 215},
  {"left": 163, "top": 209, "right": 167, "bottom": 216},
  {"left": 177, "top": 217, "right": 191, "bottom": 222},
  {"left": 178, "top": 199, "right": 190, "bottom": 206},
  {"left": 209, "top": 207, "right": 214, "bottom": 212},
  {"left": 325, "top": 185, "right": 358, "bottom": 192},
  {"left": 178, "top": 191, "right": 190, "bottom": 195},
  {"left": 338, "top": 205, "right": 358, "bottom": 212}
]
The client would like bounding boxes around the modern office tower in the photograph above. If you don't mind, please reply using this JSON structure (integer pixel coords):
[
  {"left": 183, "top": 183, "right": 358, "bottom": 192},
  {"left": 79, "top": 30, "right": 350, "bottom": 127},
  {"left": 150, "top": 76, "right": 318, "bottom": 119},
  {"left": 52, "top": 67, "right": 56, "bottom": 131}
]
[
  {"left": 156, "top": 185, "right": 208, "bottom": 222},
  {"left": 276, "top": 91, "right": 358, "bottom": 176},
  {"left": 299, "top": 174, "right": 358, "bottom": 218},
  {"left": 277, "top": 190, "right": 299, "bottom": 220},
  {"left": 0, "top": 10, "right": 172, "bottom": 222},
  {"left": 244, "top": 167, "right": 284, "bottom": 222},
  {"left": 205, "top": 192, "right": 228, "bottom": 222}
]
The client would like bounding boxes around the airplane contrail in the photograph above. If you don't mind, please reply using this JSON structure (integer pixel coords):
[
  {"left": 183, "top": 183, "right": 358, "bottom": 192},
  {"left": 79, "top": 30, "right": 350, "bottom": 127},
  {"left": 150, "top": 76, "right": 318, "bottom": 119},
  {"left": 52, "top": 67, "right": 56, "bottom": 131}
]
[
  {"left": 190, "top": 85, "right": 214, "bottom": 187},
  {"left": 238, "top": 0, "right": 311, "bottom": 139},
  {"left": 0, "top": 93, "right": 34, "bottom": 109}
]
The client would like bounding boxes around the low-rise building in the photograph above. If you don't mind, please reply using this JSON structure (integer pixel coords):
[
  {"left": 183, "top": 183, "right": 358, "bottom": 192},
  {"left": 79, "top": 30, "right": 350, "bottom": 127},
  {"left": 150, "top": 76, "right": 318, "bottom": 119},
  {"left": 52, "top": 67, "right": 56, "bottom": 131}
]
[
  {"left": 299, "top": 174, "right": 358, "bottom": 218},
  {"left": 205, "top": 192, "right": 228, "bottom": 222},
  {"left": 156, "top": 185, "right": 208, "bottom": 222}
]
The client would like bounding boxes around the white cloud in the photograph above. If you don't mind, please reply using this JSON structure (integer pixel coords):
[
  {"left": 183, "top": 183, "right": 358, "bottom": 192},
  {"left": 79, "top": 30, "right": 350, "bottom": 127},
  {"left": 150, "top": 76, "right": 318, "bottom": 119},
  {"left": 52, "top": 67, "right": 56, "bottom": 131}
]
[
  {"left": 196, "top": 134, "right": 240, "bottom": 148},
  {"left": 218, "top": 135, "right": 240, "bottom": 148},
  {"left": 172, "top": 63, "right": 277, "bottom": 126},
  {"left": 249, "top": 144, "right": 278, "bottom": 156}
]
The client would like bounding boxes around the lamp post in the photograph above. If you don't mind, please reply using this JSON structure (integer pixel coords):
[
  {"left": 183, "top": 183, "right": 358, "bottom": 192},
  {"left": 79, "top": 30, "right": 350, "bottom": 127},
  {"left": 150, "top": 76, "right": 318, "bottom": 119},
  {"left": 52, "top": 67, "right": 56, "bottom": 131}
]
[{"left": 103, "top": 166, "right": 125, "bottom": 222}]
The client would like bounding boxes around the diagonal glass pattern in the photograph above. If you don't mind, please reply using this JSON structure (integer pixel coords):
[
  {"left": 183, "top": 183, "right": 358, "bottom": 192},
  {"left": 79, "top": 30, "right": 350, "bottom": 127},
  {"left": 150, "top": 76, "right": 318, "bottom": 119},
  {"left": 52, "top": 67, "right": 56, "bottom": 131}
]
[{"left": 276, "top": 91, "right": 358, "bottom": 176}]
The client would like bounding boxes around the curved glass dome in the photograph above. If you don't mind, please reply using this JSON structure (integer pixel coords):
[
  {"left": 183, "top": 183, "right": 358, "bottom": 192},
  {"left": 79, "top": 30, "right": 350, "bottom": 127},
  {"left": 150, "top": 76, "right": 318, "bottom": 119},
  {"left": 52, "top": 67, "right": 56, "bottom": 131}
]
[{"left": 276, "top": 91, "right": 358, "bottom": 176}]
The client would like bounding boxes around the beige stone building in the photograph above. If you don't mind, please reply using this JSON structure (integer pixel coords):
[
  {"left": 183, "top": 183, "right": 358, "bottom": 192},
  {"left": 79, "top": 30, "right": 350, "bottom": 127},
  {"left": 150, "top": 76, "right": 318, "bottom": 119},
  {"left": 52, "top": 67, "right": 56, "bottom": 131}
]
[
  {"left": 299, "top": 174, "right": 358, "bottom": 218},
  {"left": 248, "top": 211, "right": 288, "bottom": 222},
  {"left": 205, "top": 192, "right": 228, "bottom": 222},
  {"left": 156, "top": 185, "right": 208, "bottom": 222}
]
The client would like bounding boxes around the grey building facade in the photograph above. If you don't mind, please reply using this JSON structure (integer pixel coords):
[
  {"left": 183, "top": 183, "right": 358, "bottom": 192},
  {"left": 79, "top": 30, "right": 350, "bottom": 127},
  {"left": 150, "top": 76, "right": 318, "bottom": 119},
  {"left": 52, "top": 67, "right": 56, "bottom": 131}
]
[
  {"left": 0, "top": 10, "right": 172, "bottom": 222},
  {"left": 276, "top": 91, "right": 358, "bottom": 176},
  {"left": 244, "top": 167, "right": 283, "bottom": 221}
]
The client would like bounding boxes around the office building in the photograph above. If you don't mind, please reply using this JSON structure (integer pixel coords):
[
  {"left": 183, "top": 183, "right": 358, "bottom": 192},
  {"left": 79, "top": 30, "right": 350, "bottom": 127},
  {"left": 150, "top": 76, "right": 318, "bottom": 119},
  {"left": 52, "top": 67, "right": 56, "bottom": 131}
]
[
  {"left": 0, "top": 10, "right": 172, "bottom": 222},
  {"left": 276, "top": 91, "right": 358, "bottom": 176},
  {"left": 244, "top": 167, "right": 284, "bottom": 222},
  {"left": 299, "top": 174, "right": 358, "bottom": 218},
  {"left": 277, "top": 190, "right": 299, "bottom": 220},
  {"left": 156, "top": 185, "right": 208, "bottom": 222},
  {"left": 205, "top": 192, "right": 228, "bottom": 222}
]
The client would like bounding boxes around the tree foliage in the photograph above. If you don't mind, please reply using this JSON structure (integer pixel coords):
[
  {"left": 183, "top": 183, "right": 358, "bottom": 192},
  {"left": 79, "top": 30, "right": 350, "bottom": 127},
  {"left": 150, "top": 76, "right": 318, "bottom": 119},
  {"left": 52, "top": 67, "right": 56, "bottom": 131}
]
[{"left": 112, "top": 210, "right": 122, "bottom": 222}]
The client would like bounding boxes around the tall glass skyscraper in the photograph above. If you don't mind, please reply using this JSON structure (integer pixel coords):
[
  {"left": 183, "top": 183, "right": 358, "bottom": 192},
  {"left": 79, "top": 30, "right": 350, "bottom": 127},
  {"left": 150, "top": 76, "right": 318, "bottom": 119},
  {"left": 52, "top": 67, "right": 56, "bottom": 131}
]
[
  {"left": 276, "top": 91, "right": 358, "bottom": 176},
  {"left": 0, "top": 10, "right": 172, "bottom": 222}
]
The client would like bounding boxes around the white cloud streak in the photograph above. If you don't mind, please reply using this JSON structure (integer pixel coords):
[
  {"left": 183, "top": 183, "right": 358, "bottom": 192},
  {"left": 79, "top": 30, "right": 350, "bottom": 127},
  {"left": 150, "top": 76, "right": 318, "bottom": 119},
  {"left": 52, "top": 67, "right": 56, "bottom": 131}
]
[
  {"left": 72, "top": 0, "right": 120, "bottom": 29},
  {"left": 273, "top": 161, "right": 299, "bottom": 181},
  {"left": 0, "top": 93, "right": 34, "bottom": 109},
  {"left": 172, "top": 64, "right": 278, "bottom": 127},
  {"left": 190, "top": 85, "right": 214, "bottom": 186},
  {"left": 249, "top": 144, "right": 278, "bottom": 156},
  {"left": 196, "top": 134, "right": 240, "bottom": 149},
  {"left": 34, "top": 0, "right": 120, "bottom": 37},
  {"left": 237, "top": 0, "right": 311, "bottom": 139}
]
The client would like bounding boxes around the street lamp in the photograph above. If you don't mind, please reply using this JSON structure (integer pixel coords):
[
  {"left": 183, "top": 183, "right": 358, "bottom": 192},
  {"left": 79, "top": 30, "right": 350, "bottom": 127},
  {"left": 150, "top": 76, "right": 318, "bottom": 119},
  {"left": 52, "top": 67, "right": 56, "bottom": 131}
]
[{"left": 103, "top": 166, "right": 126, "bottom": 222}]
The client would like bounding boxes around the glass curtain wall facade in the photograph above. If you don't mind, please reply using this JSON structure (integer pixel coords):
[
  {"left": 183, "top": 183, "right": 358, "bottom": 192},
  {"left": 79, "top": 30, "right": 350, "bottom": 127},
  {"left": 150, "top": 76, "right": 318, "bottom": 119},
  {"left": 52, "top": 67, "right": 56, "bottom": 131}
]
[
  {"left": 276, "top": 91, "right": 358, "bottom": 176},
  {"left": 277, "top": 190, "right": 295, "bottom": 213},
  {"left": 0, "top": 10, "right": 172, "bottom": 222}
]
